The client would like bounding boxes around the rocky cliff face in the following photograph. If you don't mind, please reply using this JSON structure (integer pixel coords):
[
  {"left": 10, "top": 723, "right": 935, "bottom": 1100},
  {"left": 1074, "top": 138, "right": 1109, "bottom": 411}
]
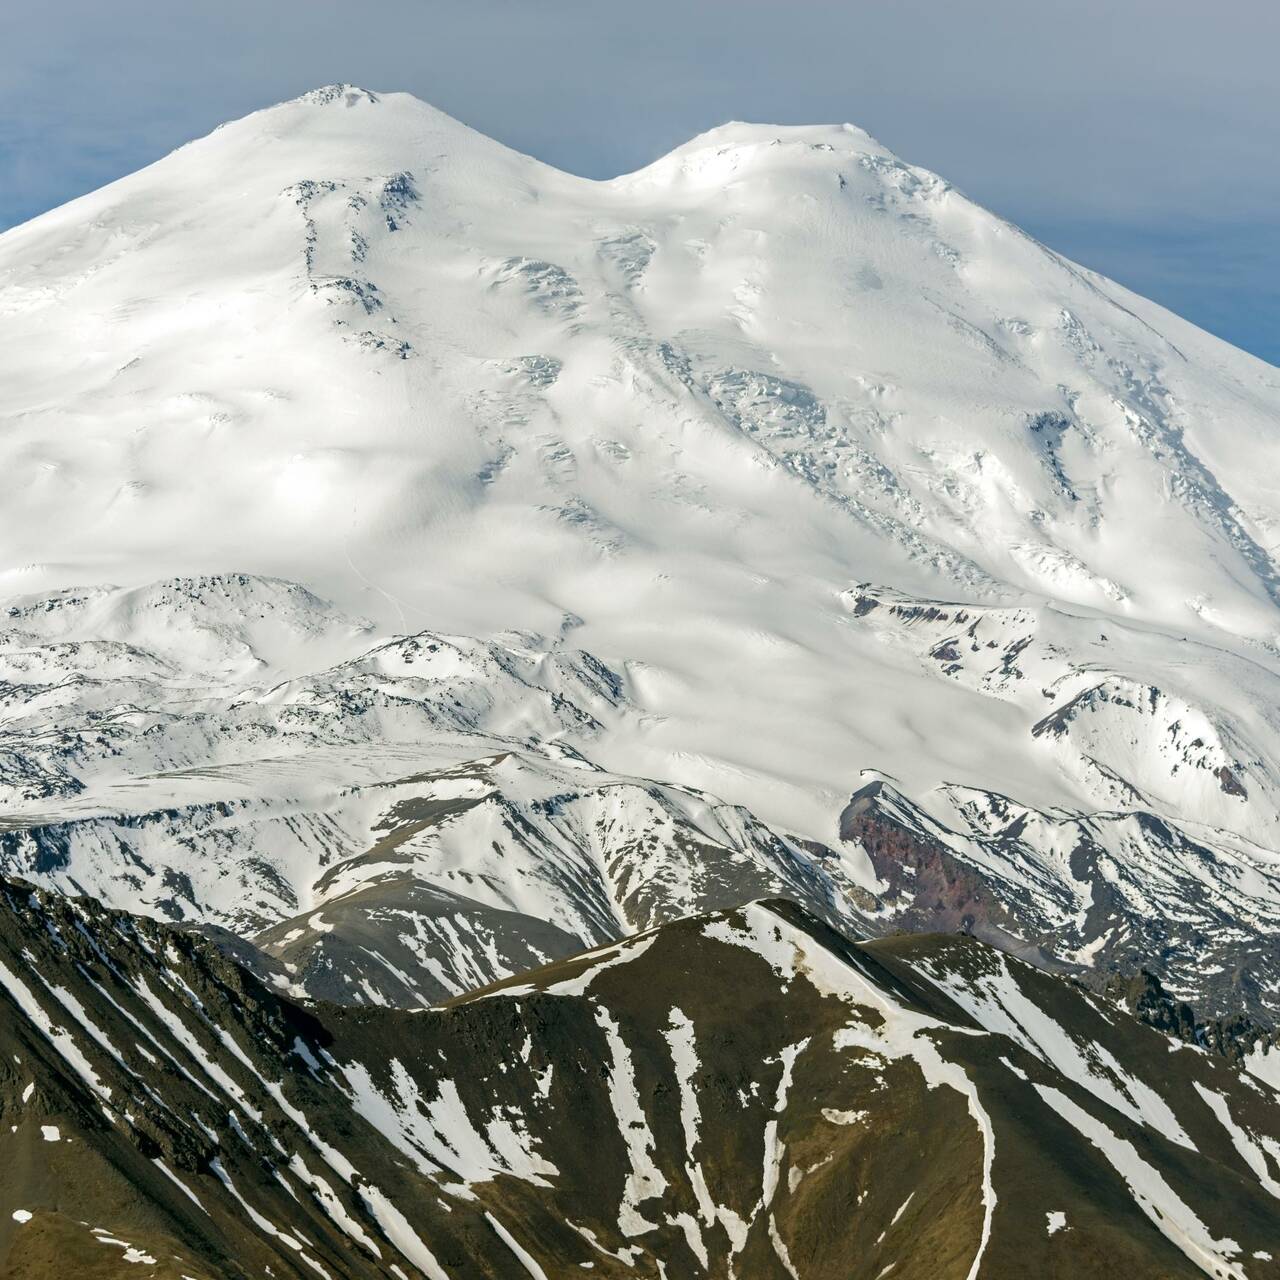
[{"left": 842, "top": 772, "right": 1280, "bottom": 1021}]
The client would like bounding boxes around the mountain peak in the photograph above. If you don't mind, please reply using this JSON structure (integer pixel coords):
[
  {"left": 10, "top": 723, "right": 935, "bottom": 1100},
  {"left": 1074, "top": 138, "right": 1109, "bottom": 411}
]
[
  {"left": 3, "top": 84, "right": 1280, "bottom": 1037},
  {"left": 620, "top": 117, "right": 891, "bottom": 188},
  {"left": 292, "top": 83, "right": 381, "bottom": 108},
  {"left": 684, "top": 117, "right": 882, "bottom": 152}
]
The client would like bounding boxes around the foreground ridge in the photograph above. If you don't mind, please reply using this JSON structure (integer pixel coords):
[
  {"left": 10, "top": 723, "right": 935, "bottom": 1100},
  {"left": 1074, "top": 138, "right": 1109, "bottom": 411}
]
[{"left": 1, "top": 878, "right": 1278, "bottom": 1278}]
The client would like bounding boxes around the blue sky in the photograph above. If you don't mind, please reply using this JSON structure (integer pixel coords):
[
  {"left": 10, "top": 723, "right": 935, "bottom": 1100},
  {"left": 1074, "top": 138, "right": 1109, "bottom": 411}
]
[{"left": 4, "top": 0, "right": 1277, "bottom": 365}]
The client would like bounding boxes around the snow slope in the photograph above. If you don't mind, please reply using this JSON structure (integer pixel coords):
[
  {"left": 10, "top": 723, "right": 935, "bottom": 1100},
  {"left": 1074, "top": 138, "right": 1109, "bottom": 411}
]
[{"left": 2, "top": 85, "right": 1280, "bottom": 1014}]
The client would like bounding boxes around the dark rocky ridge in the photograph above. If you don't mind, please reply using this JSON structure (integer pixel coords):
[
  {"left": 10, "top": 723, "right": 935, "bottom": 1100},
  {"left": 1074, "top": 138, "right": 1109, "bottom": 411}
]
[
  {"left": 1104, "top": 967, "right": 1280, "bottom": 1064},
  {"left": 2, "top": 877, "right": 1278, "bottom": 1278}
]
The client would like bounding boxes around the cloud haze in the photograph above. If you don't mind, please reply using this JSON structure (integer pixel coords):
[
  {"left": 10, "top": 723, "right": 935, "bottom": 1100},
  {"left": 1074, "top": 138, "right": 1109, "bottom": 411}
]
[{"left": 4, "top": 0, "right": 1277, "bottom": 362}]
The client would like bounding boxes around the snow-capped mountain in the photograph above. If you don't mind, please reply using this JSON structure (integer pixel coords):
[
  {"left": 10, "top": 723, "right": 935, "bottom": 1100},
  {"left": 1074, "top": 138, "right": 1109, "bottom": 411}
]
[
  {"left": 4, "top": 880, "right": 1280, "bottom": 1278},
  {"left": 2, "top": 85, "right": 1280, "bottom": 1018}
]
